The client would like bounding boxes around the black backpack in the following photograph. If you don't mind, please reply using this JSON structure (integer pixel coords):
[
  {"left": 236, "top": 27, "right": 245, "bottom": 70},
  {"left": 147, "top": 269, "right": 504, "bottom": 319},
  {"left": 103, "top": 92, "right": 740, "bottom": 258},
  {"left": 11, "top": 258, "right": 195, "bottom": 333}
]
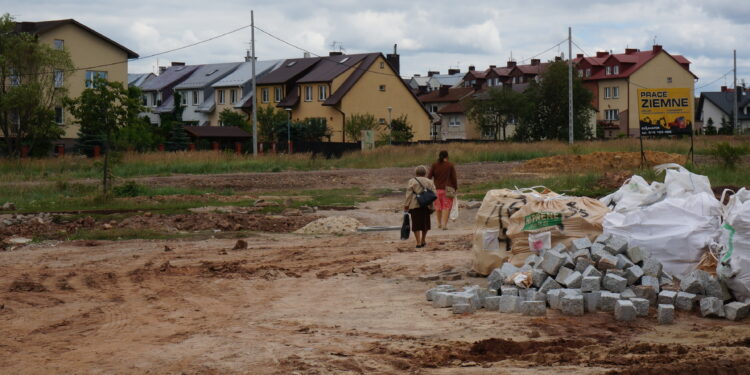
[{"left": 413, "top": 178, "right": 437, "bottom": 208}]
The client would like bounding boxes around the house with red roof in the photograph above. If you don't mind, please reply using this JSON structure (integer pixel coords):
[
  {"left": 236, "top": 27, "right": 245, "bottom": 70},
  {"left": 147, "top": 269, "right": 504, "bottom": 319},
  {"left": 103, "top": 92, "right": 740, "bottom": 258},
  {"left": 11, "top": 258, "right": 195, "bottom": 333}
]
[
  {"left": 418, "top": 87, "right": 477, "bottom": 140},
  {"left": 574, "top": 45, "right": 697, "bottom": 138}
]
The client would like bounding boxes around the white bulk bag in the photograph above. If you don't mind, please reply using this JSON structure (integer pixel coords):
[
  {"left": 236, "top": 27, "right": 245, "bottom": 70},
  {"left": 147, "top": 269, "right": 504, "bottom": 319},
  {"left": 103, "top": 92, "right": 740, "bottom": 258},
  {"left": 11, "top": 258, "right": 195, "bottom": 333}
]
[
  {"left": 600, "top": 175, "right": 664, "bottom": 213},
  {"left": 718, "top": 188, "right": 750, "bottom": 302}
]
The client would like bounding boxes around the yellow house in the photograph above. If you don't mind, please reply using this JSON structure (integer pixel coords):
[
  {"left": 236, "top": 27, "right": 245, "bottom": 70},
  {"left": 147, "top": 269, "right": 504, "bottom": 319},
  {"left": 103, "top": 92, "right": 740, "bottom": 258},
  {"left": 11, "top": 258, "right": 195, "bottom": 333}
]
[
  {"left": 258, "top": 53, "right": 431, "bottom": 142},
  {"left": 16, "top": 19, "right": 138, "bottom": 143},
  {"left": 209, "top": 59, "right": 283, "bottom": 126},
  {"left": 575, "top": 45, "right": 696, "bottom": 137}
]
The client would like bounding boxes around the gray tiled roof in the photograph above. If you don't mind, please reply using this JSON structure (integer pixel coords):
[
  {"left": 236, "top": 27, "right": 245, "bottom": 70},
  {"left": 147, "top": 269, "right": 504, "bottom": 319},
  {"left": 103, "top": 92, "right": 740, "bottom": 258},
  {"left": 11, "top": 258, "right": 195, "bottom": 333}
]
[
  {"left": 141, "top": 65, "right": 200, "bottom": 91},
  {"left": 700, "top": 91, "right": 750, "bottom": 120},
  {"left": 174, "top": 62, "right": 242, "bottom": 90},
  {"left": 212, "top": 60, "right": 283, "bottom": 88}
]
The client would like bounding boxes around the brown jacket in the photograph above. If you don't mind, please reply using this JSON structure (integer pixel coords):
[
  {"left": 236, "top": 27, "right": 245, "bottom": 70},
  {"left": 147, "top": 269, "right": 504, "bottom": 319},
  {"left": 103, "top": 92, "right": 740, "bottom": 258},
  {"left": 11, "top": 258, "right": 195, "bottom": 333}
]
[
  {"left": 403, "top": 177, "right": 437, "bottom": 210},
  {"left": 428, "top": 161, "right": 458, "bottom": 190}
]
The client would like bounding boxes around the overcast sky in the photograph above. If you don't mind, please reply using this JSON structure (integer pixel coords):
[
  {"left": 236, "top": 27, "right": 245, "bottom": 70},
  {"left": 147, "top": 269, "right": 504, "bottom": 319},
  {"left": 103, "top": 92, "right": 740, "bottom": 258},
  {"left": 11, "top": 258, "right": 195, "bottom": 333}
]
[{"left": 5, "top": 0, "right": 748, "bottom": 92}]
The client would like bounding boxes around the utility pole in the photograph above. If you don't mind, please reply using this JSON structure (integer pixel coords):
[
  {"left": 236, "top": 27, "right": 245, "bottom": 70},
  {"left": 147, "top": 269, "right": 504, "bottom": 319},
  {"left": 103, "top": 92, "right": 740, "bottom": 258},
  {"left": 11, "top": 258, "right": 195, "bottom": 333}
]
[
  {"left": 251, "top": 10, "right": 258, "bottom": 156},
  {"left": 568, "top": 26, "right": 574, "bottom": 145},
  {"left": 734, "top": 49, "right": 738, "bottom": 135}
]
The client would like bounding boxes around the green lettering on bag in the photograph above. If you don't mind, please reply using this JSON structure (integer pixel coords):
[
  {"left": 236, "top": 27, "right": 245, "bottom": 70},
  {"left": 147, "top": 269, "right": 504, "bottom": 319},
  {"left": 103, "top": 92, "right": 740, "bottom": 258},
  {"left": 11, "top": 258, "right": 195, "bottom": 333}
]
[
  {"left": 722, "top": 223, "right": 736, "bottom": 263},
  {"left": 523, "top": 211, "right": 563, "bottom": 231}
]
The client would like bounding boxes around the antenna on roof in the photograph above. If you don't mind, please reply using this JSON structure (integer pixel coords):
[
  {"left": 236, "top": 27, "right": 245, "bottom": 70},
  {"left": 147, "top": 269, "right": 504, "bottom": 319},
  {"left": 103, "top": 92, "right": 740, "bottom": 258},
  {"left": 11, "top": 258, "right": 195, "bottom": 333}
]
[
  {"left": 653, "top": 35, "right": 658, "bottom": 45},
  {"left": 509, "top": 51, "right": 514, "bottom": 62},
  {"left": 330, "top": 41, "right": 345, "bottom": 52}
]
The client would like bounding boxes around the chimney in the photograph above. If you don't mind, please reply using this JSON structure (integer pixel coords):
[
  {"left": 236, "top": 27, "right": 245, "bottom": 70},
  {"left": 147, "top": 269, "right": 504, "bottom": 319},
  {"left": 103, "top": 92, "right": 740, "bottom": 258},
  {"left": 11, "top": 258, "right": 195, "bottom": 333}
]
[
  {"left": 507, "top": 61, "right": 516, "bottom": 68},
  {"left": 427, "top": 70, "right": 440, "bottom": 77},
  {"left": 329, "top": 51, "right": 343, "bottom": 56},
  {"left": 414, "top": 74, "right": 421, "bottom": 77},
  {"left": 386, "top": 44, "right": 400, "bottom": 75},
  {"left": 489, "top": 65, "right": 496, "bottom": 69},
  {"left": 439, "top": 86, "right": 449, "bottom": 97},
  {"left": 576, "top": 53, "right": 584, "bottom": 58},
  {"left": 554, "top": 56, "right": 562, "bottom": 62},
  {"left": 158, "top": 66, "right": 167, "bottom": 75},
  {"left": 245, "top": 49, "right": 252, "bottom": 62},
  {"left": 596, "top": 51, "right": 609, "bottom": 58},
  {"left": 625, "top": 48, "right": 638, "bottom": 55},
  {"left": 652, "top": 44, "right": 663, "bottom": 52},
  {"left": 531, "top": 59, "right": 540, "bottom": 66},
  {"left": 303, "top": 51, "right": 311, "bottom": 58},
  {"left": 468, "top": 65, "right": 475, "bottom": 71},
  {"left": 171, "top": 62, "right": 185, "bottom": 66},
  {"left": 447, "top": 68, "right": 460, "bottom": 75},
  {"left": 721, "top": 86, "right": 727, "bottom": 92}
]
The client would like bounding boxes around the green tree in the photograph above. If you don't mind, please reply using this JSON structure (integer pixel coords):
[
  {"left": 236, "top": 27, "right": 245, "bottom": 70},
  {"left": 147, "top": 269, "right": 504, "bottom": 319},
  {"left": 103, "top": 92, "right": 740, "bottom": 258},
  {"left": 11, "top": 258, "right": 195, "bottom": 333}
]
[
  {"left": 705, "top": 117, "right": 716, "bottom": 135},
  {"left": 256, "top": 105, "right": 288, "bottom": 143},
  {"left": 344, "top": 113, "right": 380, "bottom": 142},
  {"left": 157, "top": 91, "right": 186, "bottom": 143},
  {"left": 66, "top": 76, "right": 144, "bottom": 193},
  {"left": 467, "top": 87, "right": 524, "bottom": 140},
  {"left": 718, "top": 117, "right": 734, "bottom": 135},
  {"left": 218, "top": 108, "right": 247, "bottom": 128},
  {"left": 0, "top": 13, "right": 74, "bottom": 157},
  {"left": 115, "top": 115, "right": 158, "bottom": 152},
  {"left": 514, "top": 61, "right": 594, "bottom": 141},
  {"left": 388, "top": 115, "right": 414, "bottom": 143},
  {"left": 165, "top": 124, "right": 190, "bottom": 151}
]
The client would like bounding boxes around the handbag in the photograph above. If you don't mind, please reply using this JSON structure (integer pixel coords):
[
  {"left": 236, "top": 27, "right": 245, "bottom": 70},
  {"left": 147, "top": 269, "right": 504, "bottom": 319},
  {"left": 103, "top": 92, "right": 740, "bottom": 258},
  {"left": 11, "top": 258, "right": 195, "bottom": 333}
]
[
  {"left": 446, "top": 186, "right": 457, "bottom": 198},
  {"left": 413, "top": 178, "right": 437, "bottom": 208},
  {"left": 400, "top": 213, "right": 411, "bottom": 240}
]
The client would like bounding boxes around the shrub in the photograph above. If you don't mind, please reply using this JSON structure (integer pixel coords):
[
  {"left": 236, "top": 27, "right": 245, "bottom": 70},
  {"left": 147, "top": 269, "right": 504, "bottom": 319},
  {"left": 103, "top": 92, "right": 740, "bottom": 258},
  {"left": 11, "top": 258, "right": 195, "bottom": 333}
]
[
  {"left": 113, "top": 181, "right": 147, "bottom": 197},
  {"left": 710, "top": 142, "right": 748, "bottom": 169}
]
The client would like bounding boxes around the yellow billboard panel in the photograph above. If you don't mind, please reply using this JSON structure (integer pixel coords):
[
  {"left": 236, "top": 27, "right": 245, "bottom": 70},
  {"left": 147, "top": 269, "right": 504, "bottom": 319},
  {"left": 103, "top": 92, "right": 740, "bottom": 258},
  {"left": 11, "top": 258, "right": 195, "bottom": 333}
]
[{"left": 638, "top": 88, "right": 693, "bottom": 136}]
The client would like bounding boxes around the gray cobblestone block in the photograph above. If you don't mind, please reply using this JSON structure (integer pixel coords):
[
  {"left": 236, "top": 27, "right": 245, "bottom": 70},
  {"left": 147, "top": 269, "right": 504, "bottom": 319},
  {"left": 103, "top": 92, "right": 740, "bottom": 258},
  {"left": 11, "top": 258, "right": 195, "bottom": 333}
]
[
  {"left": 563, "top": 271, "right": 583, "bottom": 288},
  {"left": 675, "top": 292, "right": 698, "bottom": 311},
  {"left": 616, "top": 254, "right": 635, "bottom": 270},
  {"left": 581, "top": 276, "right": 601, "bottom": 292},
  {"left": 658, "top": 290, "right": 677, "bottom": 305},
  {"left": 632, "top": 285, "right": 658, "bottom": 306},
  {"left": 489, "top": 279, "right": 504, "bottom": 291},
  {"left": 597, "top": 253, "right": 619, "bottom": 271},
  {"left": 432, "top": 292, "right": 454, "bottom": 308},
  {"left": 591, "top": 245, "right": 608, "bottom": 262},
  {"left": 595, "top": 233, "right": 611, "bottom": 244},
  {"left": 572, "top": 237, "right": 592, "bottom": 251},
  {"left": 519, "top": 264, "right": 533, "bottom": 273},
  {"left": 501, "top": 286, "right": 519, "bottom": 296},
  {"left": 642, "top": 258, "right": 663, "bottom": 277},
  {"left": 679, "top": 275, "right": 704, "bottom": 295},
  {"left": 477, "top": 289, "right": 491, "bottom": 307},
  {"left": 487, "top": 268, "right": 504, "bottom": 286},
  {"left": 521, "top": 300, "right": 546, "bottom": 316},
  {"left": 563, "top": 254, "right": 576, "bottom": 269},
  {"left": 529, "top": 291, "right": 547, "bottom": 303},
  {"left": 452, "top": 292, "right": 480, "bottom": 309},
  {"left": 630, "top": 298, "right": 649, "bottom": 316},
  {"left": 531, "top": 269, "right": 548, "bottom": 288},
  {"left": 498, "top": 295, "right": 522, "bottom": 313},
  {"left": 700, "top": 297, "right": 725, "bottom": 318},
  {"left": 614, "top": 300, "right": 637, "bottom": 321},
  {"left": 660, "top": 276, "right": 674, "bottom": 287},
  {"left": 484, "top": 296, "right": 502, "bottom": 311},
  {"left": 626, "top": 246, "right": 647, "bottom": 265},
  {"left": 551, "top": 242, "right": 568, "bottom": 253},
  {"left": 555, "top": 266, "right": 574, "bottom": 285},
  {"left": 524, "top": 254, "right": 542, "bottom": 267},
  {"left": 600, "top": 291, "right": 621, "bottom": 312},
  {"left": 641, "top": 276, "right": 661, "bottom": 294},
  {"left": 582, "top": 265, "right": 602, "bottom": 278},
  {"left": 539, "top": 278, "right": 562, "bottom": 294},
  {"left": 453, "top": 303, "right": 476, "bottom": 314},
  {"left": 621, "top": 288, "right": 636, "bottom": 300},
  {"left": 561, "top": 294, "right": 584, "bottom": 316},
  {"left": 426, "top": 285, "right": 456, "bottom": 301},
  {"left": 704, "top": 277, "right": 725, "bottom": 300},
  {"left": 658, "top": 304, "right": 675, "bottom": 324},
  {"left": 603, "top": 273, "right": 628, "bottom": 293},
  {"left": 721, "top": 282, "right": 733, "bottom": 302},
  {"left": 518, "top": 287, "right": 537, "bottom": 301},
  {"left": 575, "top": 257, "right": 594, "bottom": 273},
  {"left": 541, "top": 250, "right": 566, "bottom": 276},
  {"left": 607, "top": 269, "right": 626, "bottom": 278},
  {"left": 691, "top": 269, "right": 711, "bottom": 284},
  {"left": 724, "top": 302, "right": 750, "bottom": 321},
  {"left": 604, "top": 235, "right": 629, "bottom": 255},
  {"left": 584, "top": 291, "right": 601, "bottom": 312},
  {"left": 625, "top": 265, "right": 644, "bottom": 285},
  {"left": 571, "top": 249, "right": 591, "bottom": 263},
  {"left": 547, "top": 289, "right": 563, "bottom": 310}
]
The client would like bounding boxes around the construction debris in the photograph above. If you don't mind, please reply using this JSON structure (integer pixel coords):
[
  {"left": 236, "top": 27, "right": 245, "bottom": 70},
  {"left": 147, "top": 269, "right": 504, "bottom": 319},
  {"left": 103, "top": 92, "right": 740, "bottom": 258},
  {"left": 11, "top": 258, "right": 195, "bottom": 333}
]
[{"left": 294, "top": 216, "right": 362, "bottom": 235}]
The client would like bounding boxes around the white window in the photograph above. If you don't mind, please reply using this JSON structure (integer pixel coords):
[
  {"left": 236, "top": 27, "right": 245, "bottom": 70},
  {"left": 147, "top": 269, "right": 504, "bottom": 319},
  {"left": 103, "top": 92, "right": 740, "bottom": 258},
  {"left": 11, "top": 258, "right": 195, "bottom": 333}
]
[
  {"left": 274, "top": 87, "right": 282, "bottom": 102},
  {"left": 585, "top": 68, "right": 591, "bottom": 77},
  {"left": 380, "top": 61, "right": 385, "bottom": 69},
  {"left": 181, "top": 92, "right": 187, "bottom": 105},
  {"left": 55, "top": 106, "right": 64, "bottom": 124},
  {"left": 230, "top": 89, "right": 237, "bottom": 104},
  {"left": 152, "top": 92, "right": 158, "bottom": 107},
  {"left": 605, "top": 66, "right": 612, "bottom": 75},
  {"left": 613, "top": 86, "right": 619, "bottom": 98},
  {"left": 261, "top": 88, "right": 269, "bottom": 103},
  {"left": 605, "top": 109, "right": 619, "bottom": 121},
  {"left": 85, "top": 70, "right": 107, "bottom": 88},
  {"left": 667, "top": 77, "right": 673, "bottom": 83},
  {"left": 318, "top": 85, "right": 327, "bottom": 100},
  {"left": 448, "top": 116, "right": 461, "bottom": 127},
  {"left": 218, "top": 89, "right": 225, "bottom": 104},
  {"left": 54, "top": 70, "right": 64, "bottom": 88},
  {"left": 304, "top": 86, "right": 312, "bottom": 101},
  {"left": 613, "top": 65, "right": 619, "bottom": 75},
  {"left": 604, "top": 87, "right": 611, "bottom": 99},
  {"left": 142, "top": 95, "right": 147, "bottom": 106},
  {"left": 192, "top": 90, "right": 199, "bottom": 105},
  {"left": 429, "top": 105, "right": 438, "bottom": 113},
  {"left": 578, "top": 69, "right": 583, "bottom": 77},
  {"left": 53, "top": 39, "right": 64, "bottom": 50},
  {"left": 379, "top": 84, "right": 386, "bottom": 91}
]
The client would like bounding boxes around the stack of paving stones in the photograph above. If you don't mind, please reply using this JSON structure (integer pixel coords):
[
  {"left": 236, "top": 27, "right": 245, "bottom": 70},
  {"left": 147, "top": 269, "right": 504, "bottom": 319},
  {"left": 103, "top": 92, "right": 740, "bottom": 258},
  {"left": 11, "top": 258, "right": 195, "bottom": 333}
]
[{"left": 425, "top": 234, "right": 750, "bottom": 324}]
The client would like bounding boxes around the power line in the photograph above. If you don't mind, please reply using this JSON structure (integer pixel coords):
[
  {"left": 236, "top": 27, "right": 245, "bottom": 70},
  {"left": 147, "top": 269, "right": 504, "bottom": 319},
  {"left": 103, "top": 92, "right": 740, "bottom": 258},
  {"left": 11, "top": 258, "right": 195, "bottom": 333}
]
[
  {"left": 696, "top": 68, "right": 734, "bottom": 90},
  {"left": 516, "top": 39, "right": 568, "bottom": 64},
  {"left": 571, "top": 40, "right": 591, "bottom": 58}
]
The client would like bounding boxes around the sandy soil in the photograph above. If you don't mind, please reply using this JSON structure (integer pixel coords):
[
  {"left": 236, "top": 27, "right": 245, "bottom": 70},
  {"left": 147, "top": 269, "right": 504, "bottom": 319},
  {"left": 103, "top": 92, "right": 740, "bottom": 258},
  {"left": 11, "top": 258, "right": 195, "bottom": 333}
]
[{"left": 2, "top": 162, "right": 750, "bottom": 374}]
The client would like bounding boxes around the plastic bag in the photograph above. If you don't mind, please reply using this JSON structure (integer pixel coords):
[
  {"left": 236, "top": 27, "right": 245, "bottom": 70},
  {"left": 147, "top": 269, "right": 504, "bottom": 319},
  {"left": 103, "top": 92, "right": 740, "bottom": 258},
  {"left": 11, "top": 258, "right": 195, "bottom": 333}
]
[
  {"left": 528, "top": 231, "right": 551, "bottom": 255},
  {"left": 717, "top": 188, "right": 750, "bottom": 302},
  {"left": 449, "top": 197, "right": 459, "bottom": 221},
  {"left": 600, "top": 175, "right": 664, "bottom": 213},
  {"left": 656, "top": 163, "right": 712, "bottom": 198},
  {"left": 400, "top": 213, "right": 410, "bottom": 240}
]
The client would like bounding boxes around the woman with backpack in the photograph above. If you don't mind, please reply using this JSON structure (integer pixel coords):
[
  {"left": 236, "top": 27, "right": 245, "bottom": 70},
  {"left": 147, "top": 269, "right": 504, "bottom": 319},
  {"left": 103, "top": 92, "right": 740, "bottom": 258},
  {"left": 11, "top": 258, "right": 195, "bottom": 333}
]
[
  {"left": 403, "top": 165, "right": 437, "bottom": 248},
  {"left": 428, "top": 150, "right": 458, "bottom": 230}
]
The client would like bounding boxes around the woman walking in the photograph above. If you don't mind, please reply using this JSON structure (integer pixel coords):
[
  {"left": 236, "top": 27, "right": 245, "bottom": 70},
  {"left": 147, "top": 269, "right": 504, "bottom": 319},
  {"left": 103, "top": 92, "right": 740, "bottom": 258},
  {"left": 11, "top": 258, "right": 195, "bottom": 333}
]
[
  {"left": 403, "top": 165, "right": 436, "bottom": 248},
  {"left": 428, "top": 150, "right": 458, "bottom": 230}
]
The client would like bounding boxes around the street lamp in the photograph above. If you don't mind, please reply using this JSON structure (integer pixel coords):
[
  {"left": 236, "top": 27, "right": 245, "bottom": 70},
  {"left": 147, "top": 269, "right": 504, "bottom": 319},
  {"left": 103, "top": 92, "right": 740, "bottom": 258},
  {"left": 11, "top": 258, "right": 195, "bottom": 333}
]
[
  {"left": 387, "top": 106, "right": 393, "bottom": 145},
  {"left": 285, "top": 107, "right": 292, "bottom": 154}
]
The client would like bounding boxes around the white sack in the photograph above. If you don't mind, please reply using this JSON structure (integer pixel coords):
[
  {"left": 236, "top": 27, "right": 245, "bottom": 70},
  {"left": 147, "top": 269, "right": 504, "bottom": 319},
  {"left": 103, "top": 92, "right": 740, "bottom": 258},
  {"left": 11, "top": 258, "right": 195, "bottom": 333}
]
[{"left": 718, "top": 188, "right": 750, "bottom": 303}]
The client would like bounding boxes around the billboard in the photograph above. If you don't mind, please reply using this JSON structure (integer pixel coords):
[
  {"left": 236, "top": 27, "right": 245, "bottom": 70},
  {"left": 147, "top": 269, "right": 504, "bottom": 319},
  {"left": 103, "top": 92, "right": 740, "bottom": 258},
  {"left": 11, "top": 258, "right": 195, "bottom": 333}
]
[{"left": 638, "top": 88, "right": 693, "bottom": 136}]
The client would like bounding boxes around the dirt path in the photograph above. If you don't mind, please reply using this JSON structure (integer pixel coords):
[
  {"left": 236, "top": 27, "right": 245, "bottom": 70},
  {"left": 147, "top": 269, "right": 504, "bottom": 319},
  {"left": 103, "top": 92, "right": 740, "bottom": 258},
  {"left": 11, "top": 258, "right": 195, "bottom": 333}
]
[{"left": 1, "top": 197, "right": 749, "bottom": 374}]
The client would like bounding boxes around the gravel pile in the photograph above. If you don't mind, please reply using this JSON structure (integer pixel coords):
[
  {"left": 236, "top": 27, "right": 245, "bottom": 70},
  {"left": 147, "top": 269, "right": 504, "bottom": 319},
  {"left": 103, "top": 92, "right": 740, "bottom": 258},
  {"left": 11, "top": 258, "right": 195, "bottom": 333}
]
[{"left": 295, "top": 216, "right": 362, "bottom": 235}]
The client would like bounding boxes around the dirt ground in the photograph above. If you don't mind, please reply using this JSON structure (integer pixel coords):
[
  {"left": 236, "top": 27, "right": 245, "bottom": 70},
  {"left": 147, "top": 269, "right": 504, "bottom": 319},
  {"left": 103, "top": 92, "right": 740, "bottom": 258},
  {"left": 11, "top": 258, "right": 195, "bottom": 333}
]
[{"left": 2, "top": 163, "right": 750, "bottom": 374}]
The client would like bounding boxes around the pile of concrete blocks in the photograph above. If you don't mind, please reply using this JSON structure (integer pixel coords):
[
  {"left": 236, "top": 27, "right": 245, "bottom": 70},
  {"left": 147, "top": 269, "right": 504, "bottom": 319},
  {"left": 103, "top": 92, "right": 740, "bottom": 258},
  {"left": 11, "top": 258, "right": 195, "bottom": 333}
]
[{"left": 425, "top": 234, "right": 750, "bottom": 323}]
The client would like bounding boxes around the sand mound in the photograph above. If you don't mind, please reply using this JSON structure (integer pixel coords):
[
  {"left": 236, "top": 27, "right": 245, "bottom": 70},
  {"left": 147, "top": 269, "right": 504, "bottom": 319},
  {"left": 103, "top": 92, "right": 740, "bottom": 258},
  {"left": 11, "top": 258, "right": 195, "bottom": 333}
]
[
  {"left": 294, "top": 216, "right": 362, "bottom": 235},
  {"left": 518, "top": 151, "right": 684, "bottom": 173}
]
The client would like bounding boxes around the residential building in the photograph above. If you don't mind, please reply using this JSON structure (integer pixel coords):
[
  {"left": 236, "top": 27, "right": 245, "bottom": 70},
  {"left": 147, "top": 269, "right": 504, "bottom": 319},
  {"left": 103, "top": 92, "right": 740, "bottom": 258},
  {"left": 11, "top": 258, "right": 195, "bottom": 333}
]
[
  {"left": 128, "top": 73, "right": 155, "bottom": 88},
  {"left": 418, "top": 87, "right": 476, "bottom": 140},
  {"left": 407, "top": 69, "right": 462, "bottom": 94},
  {"left": 697, "top": 86, "right": 750, "bottom": 133},
  {"left": 14, "top": 19, "right": 138, "bottom": 143},
  {"left": 173, "top": 62, "right": 242, "bottom": 126},
  {"left": 461, "top": 66, "right": 487, "bottom": 88},
  {"left": 574, "top": 45, "right": 696, "bottom": 138},
  {"left": 139, "top": 63, "right": 200, "bottom": 126},
  {"left": 260, "top": 52, "right": 431, "bottom": 142},
  {"left": 209, "top": 59, "right": 283, "bottom": 126}
]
